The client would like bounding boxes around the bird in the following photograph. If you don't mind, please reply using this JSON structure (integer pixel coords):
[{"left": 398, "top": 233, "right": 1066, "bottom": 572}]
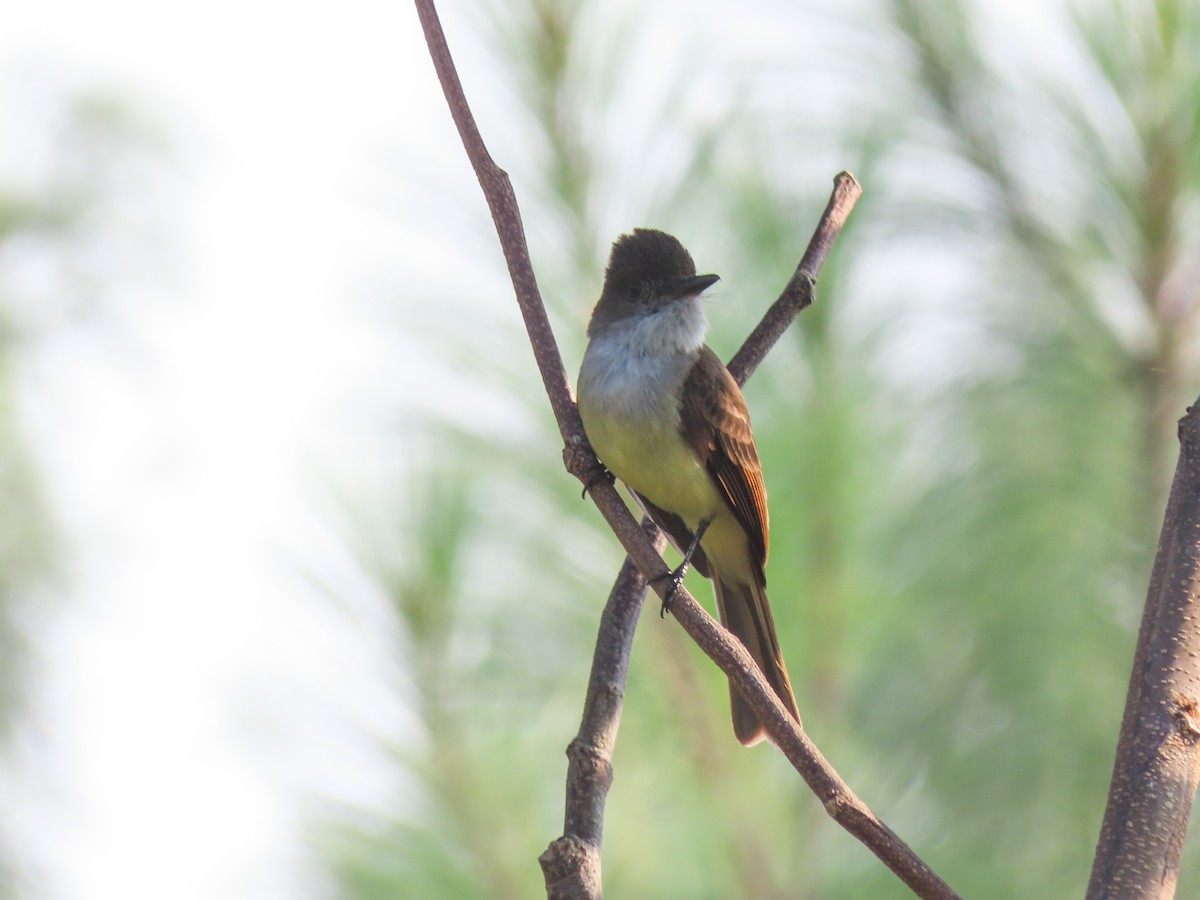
[{"left": 576, "top": 228, "right": 800, "bottom": 744}]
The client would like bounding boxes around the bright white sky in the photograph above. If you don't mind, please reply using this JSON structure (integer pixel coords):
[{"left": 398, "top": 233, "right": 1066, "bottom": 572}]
[{"left": 0, "top": 1, "right": 473, "bottom": 897}]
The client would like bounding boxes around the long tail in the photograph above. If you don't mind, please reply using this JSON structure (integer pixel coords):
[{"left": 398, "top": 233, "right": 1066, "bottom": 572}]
[{"left": 713, "top": 575, "right": 800, "bottom": 745}]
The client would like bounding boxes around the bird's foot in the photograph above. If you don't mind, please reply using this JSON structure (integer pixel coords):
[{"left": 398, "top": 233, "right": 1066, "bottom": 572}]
[
  {"left": 652, "top": 564, "right": 690, "bottom": 618},
  {"left": 651, "top": 518, "right": 710, "bottom": 618},
  {"left": 580, "top": 462, "right": 614, "bottom": 499}
]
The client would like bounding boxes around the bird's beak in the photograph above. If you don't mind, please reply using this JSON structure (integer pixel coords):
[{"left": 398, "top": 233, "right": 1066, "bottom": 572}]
[{"left": 672, "top": 273, "right": 720, "bottom": 298}]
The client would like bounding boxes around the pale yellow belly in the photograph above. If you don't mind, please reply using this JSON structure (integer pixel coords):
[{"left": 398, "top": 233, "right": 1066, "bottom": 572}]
[
  {"left": 580, "top": 404, "right": 723, "bottom": 527},
  {"left": 581, "top": 403, "right": 756, "bottom": 585}
]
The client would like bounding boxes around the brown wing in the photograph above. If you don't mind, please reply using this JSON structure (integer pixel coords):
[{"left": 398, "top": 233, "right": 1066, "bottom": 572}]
[{"left": 679, "top": 346, "right": 769, "bottom": 575}]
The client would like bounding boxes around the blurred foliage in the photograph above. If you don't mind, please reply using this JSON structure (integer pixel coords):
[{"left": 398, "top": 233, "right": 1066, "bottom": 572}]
[
  {"left": 0, "top": 374, "right": 54, "bottom": 741},
  {"left": 0, "top": 89, "right": 158, "bottom": 898},
  {"left": 0, "top": 90, "right": 155, "bottom": 739},
  {"left": 325, "top": 0, "right": 1200, "bottom": 896}
]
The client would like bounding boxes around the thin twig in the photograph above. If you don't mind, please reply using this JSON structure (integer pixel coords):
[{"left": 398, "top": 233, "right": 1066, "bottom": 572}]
[
  {"left": 667, "top": 587, "right": 959, "bottom": 898},
  {"left": 413, "top": 0, "right": 577, "bottom": 440},
  {"left": 414, "top": 2, "right": 957, "bottom": 897},
  {"left": 727, "top": 171, "right": 861, "bottom": 385},
  {"left": 415, "top": 0, "right": 649, "bottom": 577}
]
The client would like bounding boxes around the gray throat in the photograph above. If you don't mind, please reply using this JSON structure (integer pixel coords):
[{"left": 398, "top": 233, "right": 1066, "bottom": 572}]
[{"left": 578, "top": 295, "right": 708, "bottom": 422}]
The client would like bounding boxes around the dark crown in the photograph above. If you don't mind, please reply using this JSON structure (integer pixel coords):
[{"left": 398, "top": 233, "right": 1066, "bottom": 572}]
[{"left": 602, "top": 229, "right": 697, "bottom": 296}]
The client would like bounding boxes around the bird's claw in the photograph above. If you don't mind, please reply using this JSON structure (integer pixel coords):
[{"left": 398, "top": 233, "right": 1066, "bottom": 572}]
[
  {"left": 652, "top": 564, "right": 690, "bottom": 618},
  {"left": 581, "top": 463, "right": 614, "bottom": 499},
  {"left": 651, "top": 518, "right": 710, "bottom": 618}
]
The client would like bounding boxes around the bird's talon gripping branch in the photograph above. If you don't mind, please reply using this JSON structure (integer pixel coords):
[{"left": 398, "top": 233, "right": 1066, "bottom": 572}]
[
  {"left": 651, "top": 519, "right": 710, "bottom": 618},
  {"left": 652, "top": 567, "right": 685, "bottom": 617},
  {"left": 580, "top": 462, "right": 615, "bottom": 499}
]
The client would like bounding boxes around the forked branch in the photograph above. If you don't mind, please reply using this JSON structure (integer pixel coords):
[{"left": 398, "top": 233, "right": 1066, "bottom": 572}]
[{"left": 415, "top": 1, "right": 958, "bottom": 897}]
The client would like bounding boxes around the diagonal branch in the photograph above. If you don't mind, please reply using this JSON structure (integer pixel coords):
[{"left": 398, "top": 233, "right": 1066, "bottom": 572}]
[
  {"left": 726, "top": 171, "right": 861, "bottom": 385},
  {"left": 413, "top": 0, "right": 577, "bottom": 441},
  {"left": 415, "top": 1, "right": 957, "bottom": 897}
]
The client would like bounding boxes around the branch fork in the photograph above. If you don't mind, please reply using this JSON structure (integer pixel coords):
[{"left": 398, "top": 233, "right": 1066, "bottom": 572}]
[{"left": 415, "top": 1, "right": 963, "bottom": 896}]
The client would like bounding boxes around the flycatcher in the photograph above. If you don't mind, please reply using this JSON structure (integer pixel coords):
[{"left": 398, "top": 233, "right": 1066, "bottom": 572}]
[{"left": 577, "top": 228, "right": 800, "bottom": 745}]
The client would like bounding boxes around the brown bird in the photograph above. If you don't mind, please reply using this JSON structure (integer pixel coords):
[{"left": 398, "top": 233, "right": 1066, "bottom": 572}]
[{"left": 576, "top": 228, "right": 800, "bottom": 744}]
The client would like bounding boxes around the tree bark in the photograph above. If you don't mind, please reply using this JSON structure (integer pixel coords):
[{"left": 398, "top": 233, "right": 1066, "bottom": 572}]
[{"left": 1088, "top": 398, "right": 1200, "bottom": 899}]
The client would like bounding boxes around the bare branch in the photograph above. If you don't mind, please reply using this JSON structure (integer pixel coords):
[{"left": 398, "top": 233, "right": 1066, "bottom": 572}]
[
  {"left": 413, "top": 0, "right": 579, "bottom": 442},
  {"left": 539, "top": 521, "right": 664, "bottom": 900},
  {"left": 666, "top": 588, "right": 960, "bottom": 900},
  {"left": 727, "top": 171, "right": 862, "bottom": 385},
  {"left": 413, "top": 2, "right": 955, "bottom": 897},
  {"left": 1087, "top": 398, "right": 1200, "bottom": 899}
]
